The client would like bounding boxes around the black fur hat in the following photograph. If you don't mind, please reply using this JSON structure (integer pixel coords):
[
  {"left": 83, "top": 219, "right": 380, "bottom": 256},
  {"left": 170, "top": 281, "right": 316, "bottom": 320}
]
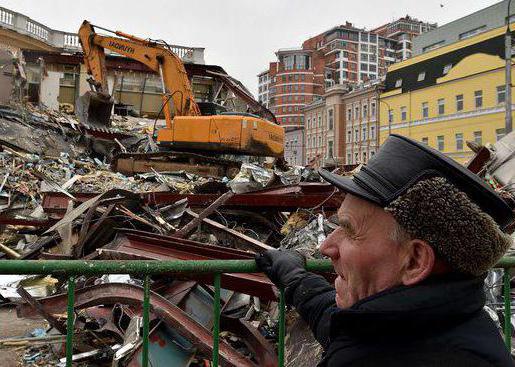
[
  {"left": 319, "top": 134, "right": 514, "bottom": 275},
  {"left": 385, "top": 177, "right": 512, "bottom": 275}
]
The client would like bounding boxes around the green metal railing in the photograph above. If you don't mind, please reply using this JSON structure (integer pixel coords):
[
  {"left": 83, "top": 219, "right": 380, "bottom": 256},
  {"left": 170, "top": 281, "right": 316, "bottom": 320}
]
[{"left": 0, "top": 257, "right": 512, "bottom": 366}]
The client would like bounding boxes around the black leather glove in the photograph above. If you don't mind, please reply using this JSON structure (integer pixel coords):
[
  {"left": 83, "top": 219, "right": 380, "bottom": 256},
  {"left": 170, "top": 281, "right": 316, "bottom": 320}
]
[{"left": 255, "top": 249, "right": 307, "bottom": 289}]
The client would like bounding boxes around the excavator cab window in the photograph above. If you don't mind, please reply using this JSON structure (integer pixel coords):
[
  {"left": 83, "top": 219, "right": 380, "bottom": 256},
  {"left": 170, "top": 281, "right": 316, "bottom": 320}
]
[{"left": 197, "top": 102, "right": 227, "bottom": 116}]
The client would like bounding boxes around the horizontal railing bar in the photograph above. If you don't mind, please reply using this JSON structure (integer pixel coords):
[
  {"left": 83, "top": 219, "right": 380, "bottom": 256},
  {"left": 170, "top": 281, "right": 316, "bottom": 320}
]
[
  {"left": 0, "top": 257, "right": 513, "bottom": 276},
  {"left": 0, "top": 256, "right": 515, "bottom": 275},
  {"left": 0, "top": 259, "right": 334, "bottom": 275}
]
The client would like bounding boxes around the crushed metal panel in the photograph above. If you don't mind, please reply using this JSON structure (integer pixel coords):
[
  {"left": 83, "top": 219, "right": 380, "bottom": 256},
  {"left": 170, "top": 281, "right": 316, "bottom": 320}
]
[
  {"left": 126, "top": 324, "right": 196, "bottom": 367},
  {"left": 17, "top": 283, "right": 254, "bottom": 367}
]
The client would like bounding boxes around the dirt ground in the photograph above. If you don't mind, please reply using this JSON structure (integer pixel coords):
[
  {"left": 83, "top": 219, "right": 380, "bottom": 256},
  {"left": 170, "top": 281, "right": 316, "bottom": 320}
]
[{"left": 0, "top": 305, "right": 49, "bottom": 367}]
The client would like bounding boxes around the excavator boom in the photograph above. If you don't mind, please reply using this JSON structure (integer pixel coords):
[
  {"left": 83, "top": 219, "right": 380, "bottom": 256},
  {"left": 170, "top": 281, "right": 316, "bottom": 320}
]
[{"left": 77, "top": 20, "right": 200, "bottom": 126}]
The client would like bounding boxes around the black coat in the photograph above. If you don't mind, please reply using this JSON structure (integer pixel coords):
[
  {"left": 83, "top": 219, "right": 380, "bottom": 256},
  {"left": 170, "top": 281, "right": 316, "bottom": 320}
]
[{"left": 286, "top": 273, "right": 514, "bottom": 366}]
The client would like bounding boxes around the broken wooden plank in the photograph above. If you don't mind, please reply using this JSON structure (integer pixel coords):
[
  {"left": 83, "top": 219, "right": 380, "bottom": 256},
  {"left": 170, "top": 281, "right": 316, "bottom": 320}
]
[
  {"left": 184, "top": 209, "right": 273, "bottom": 253},
  {"left": 173, "top": 190, "right": 234, "bottom": 238}
]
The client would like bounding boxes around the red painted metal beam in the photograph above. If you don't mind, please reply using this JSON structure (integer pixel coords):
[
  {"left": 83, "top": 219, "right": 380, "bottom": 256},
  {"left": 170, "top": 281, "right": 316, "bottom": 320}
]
[
  {"left": 0, "top": 217, "right": 54, "bottom": 227},
  {"left": 96, "top": 231, "right": 276, "bottom": 300},
  {"left": 42, "top": 183, "right": 344, "bottom": 216}
]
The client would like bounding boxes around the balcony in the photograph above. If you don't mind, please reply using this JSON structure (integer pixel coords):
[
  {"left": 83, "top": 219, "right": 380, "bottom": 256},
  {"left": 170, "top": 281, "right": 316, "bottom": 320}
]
[{"left": 0, "top": 5, "right": 205, "bottom": 64}]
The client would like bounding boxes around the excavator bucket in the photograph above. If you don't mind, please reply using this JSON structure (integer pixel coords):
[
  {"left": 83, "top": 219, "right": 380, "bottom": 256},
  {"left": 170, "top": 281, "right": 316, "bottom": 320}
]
[{"left": 75, "top": 91, "right": 114, "bottom": 127}]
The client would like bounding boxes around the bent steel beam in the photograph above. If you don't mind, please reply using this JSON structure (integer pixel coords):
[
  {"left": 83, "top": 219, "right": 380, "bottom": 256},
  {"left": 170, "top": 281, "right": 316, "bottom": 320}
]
[{"left": 17, "top": 283, "right": 254, "bottom": 367}]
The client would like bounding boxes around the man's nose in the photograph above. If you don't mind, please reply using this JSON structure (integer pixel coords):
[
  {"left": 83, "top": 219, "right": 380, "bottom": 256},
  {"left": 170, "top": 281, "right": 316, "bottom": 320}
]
[{"left": 320, "top": 230, "right": 339, "bottom": 259}]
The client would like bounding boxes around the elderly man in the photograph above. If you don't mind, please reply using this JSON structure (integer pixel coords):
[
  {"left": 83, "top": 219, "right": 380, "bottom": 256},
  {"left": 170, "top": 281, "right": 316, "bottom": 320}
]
[{"left": 256, "top": 134, "right": 514, "bottom": 366}]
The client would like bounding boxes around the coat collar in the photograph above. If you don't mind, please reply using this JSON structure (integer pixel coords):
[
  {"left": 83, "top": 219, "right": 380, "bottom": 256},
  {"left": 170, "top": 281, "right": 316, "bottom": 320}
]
[{"left": 330, "top": 274, "right": 486, "bottom": 339}]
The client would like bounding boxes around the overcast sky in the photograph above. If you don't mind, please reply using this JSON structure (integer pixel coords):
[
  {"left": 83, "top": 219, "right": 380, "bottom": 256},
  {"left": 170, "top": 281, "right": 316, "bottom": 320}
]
[{"left": 2, "top": 0, "right": 503, "bottom": 95}]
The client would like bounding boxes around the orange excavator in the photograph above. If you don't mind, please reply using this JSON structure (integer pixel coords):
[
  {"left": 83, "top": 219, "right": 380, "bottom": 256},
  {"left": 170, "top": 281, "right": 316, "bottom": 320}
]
[{"left": 77, "top": 20, "right": 284, "bottom": 160}]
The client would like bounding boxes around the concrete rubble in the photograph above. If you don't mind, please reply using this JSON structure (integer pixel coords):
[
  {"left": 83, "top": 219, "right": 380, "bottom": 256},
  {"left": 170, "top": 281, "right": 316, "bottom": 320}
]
[{"left": 0, "top": 90, "right": 343, "bottom": 366}]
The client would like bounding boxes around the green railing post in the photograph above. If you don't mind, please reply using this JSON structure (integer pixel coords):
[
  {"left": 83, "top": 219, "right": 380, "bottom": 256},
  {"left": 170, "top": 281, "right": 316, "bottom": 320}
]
[
  {"left": 212, "top": 273, "right": 221, "bottom": 367},
  {"left": 504, "top": 269, "right": 512, "bottom": 350},
  {"left": 65, "top": 276, "right": 75, "bottom": 367},
  {"left": 278, "top": 288, "right": 285, "bottom": 367},
  {"left": 142, "top": 275, "right": 150, "bottom": 367}
]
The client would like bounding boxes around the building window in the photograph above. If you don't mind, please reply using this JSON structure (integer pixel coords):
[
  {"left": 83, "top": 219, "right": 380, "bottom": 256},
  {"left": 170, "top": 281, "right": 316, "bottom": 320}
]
[
  {"left": 443, "top": 63, "right": 453, "bottom": 75},
  {"left": 474, "top": 90, "right": 483, "bottom": 108},
  {"left": 347, "top": 130, "right": 352, "bottom": 143},
  {"left": 422, "top": 40, "right": 445, "bottom": 52},
  {"left": 437, "top": 98, "right": 445, "bottom": 115},
  {"left": 347, "top": 108, "right": 352, "bottom": 121},
  {"left": 421, "top": 137, "right": 428, "bottom": 145},
  {"left": 370, "top": 125, "right": 376, "bottom": 140},
  {"left": 362, "top": 126, "right": 367, "bottom": 140},
  {"left": 318, "top": 115, "right": 322, "bottom": 127},
  {"left": 371, "top": 101, "right": 376, "bottom": 117},
  {"left": 497, "top": 86, "right": 506, "bottom": 104},
  {"left": 455, "top": 133, "right": 463, "bottom": 151},
  {"left": 355, "top": 152, "right": 359, "bottom": 163},
  {"left": 456, "top": 94, "right": 463, "bottom": 112},
  {"left": 395, "top": 79, "right": 402, "bottom": 88},
  {"left": 422, "top": 102, "right": 429, "bottom": 118},
  {"left": 496, "top": 128, "right": 506, "bottom": 141},
  {"left": 437, "top": 135, "right": 444, "bottom": 151},
  {"left": 363, "top": 104, "right": 368, "bottom": 118},
  {"left": 400, "top": 106, "right": 407, "bottom": 121},
  {"left": 328, "top": 109, "right": 334, "bottom": 130},
  {"left": 347, "top": 153, "right": 352, "bottom": 164},
  {"left": 370, "top": 150, "right": 375, "bottom": 158},
  {"left": 327, "top": 140, "right": 334, "bottom": 158},
  {"left": 417, "top": 72, "right": 426, "bottom": 81},
  {"left": 388, "top": 109, "right": 393, "bottom": 123},
  {"left": 354, "top": 128, "right": 359, "bottom": 142},
  {"left": 318, "top": 136, "right": 322, "bottom": 147},
  {"left": 362, "top": 151, "right": 367, "bottom": 162},
  {"left": 354, "top": 105, "right": 359, "bottom": 120},
  {"left": 459, "top": 25, "right": 487, "bottom": 40},
  {"left": 471, "top": 131, "right": 482, "bottom": 146}
]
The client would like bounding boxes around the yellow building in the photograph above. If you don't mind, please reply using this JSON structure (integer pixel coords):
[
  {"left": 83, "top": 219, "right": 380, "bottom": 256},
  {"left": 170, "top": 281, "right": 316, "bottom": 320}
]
[{"left": 379, "top": 25, "right": 514, "bottom": 164}]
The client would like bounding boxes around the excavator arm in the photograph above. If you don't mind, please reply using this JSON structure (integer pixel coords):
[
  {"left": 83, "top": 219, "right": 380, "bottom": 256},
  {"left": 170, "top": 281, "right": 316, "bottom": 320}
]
[{"left": 77, "top": 20, "right": 200, "bottom": 127}]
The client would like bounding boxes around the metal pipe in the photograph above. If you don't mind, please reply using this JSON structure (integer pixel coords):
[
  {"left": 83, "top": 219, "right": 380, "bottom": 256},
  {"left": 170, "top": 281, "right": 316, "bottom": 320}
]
[
  {"left": 504, "top": 269, "right": 512, "bottom": 348},
  {"left": 142, "top": 275, "right": 150, "bottom": 367},
  {"left": 278, "top": 289, "right": 286, "bottom": 367},
  {"left": 506, "top": 0, "right": 513, "bottom": 134},
  {"left": 379, "top": 99, "right": 392, "bottom": 137},
  {"left": 65, "top": 277, "right": 75, "bottom": 367},
  {"left": 1, "top": 258, "right": 515, "bottom": 275},
  {"left": 0, "top": 259, "right": 335, "bottom": 275},
  {"left": 212, "top": 273, "right": 221, "bottom": 366}
]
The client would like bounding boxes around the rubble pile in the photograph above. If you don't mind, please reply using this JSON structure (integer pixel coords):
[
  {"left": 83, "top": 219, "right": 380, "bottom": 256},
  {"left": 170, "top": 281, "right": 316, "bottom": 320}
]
[{"left": 0, "top": 102, "right": 342, "bottom": 366}]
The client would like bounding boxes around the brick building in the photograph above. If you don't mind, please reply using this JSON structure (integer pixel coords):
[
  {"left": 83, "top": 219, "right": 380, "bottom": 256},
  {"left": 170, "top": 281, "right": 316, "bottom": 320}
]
[
  {"left": 260, "top": 17, "right": 434, "bottom": 166},
  {"left": 257, "top": 70, "right": 270, "bottom": 108},
  {"left": 373, "top": 16, "right": 437, "bottom": 61},
  {"left": 284, "top": 127, "right": 304, "bottom": 166},
  {"left": 303, "top": 98, "right": 327, "bottom": 166},
  {"left": 342, "top": 82, "right": 383, "bottom": 165},
  {"left": 301, "top": 81, "right": 382, "bottom": 167}
]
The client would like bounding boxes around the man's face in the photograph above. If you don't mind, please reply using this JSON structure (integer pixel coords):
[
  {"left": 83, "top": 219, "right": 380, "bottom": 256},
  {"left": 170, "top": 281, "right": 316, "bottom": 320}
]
[{"left": 320, "top": 194, "right": 408, "bottom": 308}]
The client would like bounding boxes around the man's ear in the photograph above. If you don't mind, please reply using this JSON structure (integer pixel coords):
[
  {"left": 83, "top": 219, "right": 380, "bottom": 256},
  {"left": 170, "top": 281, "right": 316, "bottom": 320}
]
[{"left": 401, "top": 239, "right": 435, "bottom": 286}]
